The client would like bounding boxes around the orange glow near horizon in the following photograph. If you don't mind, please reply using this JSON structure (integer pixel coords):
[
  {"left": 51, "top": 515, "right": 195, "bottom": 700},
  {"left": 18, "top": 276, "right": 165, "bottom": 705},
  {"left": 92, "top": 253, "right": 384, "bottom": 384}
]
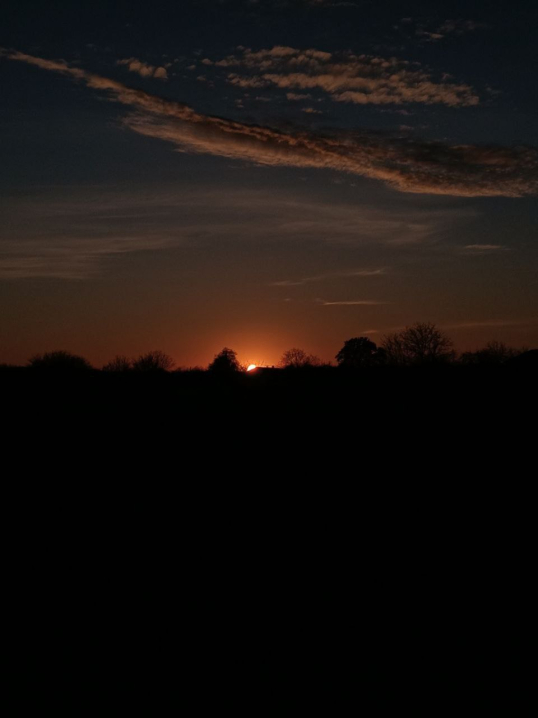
[{"left": 247, "top": 364, "right": 257, "bottom": 372}]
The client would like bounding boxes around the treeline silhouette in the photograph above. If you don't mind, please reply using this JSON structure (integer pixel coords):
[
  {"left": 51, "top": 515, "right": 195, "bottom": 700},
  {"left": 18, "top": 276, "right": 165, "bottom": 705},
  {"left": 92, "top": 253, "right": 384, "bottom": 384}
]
[
  {"left": 2, "top": 323, "right": 536, "bottom": 374},
  {"left": 2, "top": 320, "right": 535, "bottom": 424},
  {"left": 2, "top": 321, "right": 535, "bottom": 465}
]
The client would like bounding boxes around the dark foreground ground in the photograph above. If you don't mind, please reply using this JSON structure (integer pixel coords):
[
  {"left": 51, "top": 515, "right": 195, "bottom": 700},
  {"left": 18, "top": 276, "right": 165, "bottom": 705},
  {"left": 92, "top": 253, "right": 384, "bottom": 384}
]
[
  {"left": 2, "top": 362, "right": 535, "bottom": 452},
  {"left": 2, "top": 362, "right": 536, "bottom": 414},
  {"left": 2, "top": 363, "right": 536, "bottom": 714}
]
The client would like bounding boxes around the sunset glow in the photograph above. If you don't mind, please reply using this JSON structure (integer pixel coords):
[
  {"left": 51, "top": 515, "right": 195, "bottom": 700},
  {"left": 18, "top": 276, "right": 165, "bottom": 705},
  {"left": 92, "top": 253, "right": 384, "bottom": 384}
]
[{"left": 0, "top": 1, "right": 537, "bottom": 367}]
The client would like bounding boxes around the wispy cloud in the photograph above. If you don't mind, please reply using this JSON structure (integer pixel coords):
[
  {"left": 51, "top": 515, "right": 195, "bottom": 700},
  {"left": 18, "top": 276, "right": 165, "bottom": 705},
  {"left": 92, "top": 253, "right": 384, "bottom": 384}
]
[
  {"left": 305, "top": 0, "right": 358, "bottom": 5},
  {"left": 225, "top": 0, "right": 359, "bottom": 8},
  {"left": 3, "top": 50, "right": 538, "bottom": 198},
  {"left": 417, "top": 19, "right": 485, "bottom": 42},
  {"left": 445, "top": 320, "right": 531, "bottom": 329},
  {"left": 0, "top": 185, "right": 455, "bottom": 278},
  {"left": 286, "top": 92, "right": 312, "bottom": 101},
  {"left": 271, "top": 268, "right": 386, "bottom": 286},
  {"left": 0, "top": 189, "right": 176, "bottom": 278},
  {"left": 317, "top": 299, "right": 389, "bottom": 306},
  {"left": 464, "top": 244, "right": 509, "bottom": 252},
  {"left": 0, "top": 236, "right": 171, "bottom": 279}
]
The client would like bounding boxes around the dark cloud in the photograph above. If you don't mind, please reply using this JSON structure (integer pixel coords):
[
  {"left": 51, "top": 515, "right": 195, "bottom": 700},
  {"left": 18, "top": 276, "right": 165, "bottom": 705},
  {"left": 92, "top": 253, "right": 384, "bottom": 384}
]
[{"left": 4, "top": 50, "right": 538, "bottom": 198}]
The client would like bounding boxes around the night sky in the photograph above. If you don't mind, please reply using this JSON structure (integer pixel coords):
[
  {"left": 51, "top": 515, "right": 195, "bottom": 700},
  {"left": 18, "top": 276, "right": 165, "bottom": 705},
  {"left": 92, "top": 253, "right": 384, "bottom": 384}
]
[{"left": 1, "top": 0, "right": 537, "bottom": 367}]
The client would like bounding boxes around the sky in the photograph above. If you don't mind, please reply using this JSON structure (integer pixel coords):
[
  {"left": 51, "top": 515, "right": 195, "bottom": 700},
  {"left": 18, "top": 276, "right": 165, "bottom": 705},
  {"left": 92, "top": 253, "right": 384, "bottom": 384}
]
[{"left": 1, "top": 0, "right": 537, "bottom": 367}]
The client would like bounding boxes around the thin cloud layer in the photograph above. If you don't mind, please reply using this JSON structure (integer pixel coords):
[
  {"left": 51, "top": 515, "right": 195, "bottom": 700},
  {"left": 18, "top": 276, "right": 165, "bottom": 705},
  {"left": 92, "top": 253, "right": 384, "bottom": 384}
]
[
  {"left": 445, "top": 320, "right": 530, "bottom": 329},
  {"left": 214, "top": 45, "right": 480, "bottom": 107},
  {"left": 221, "top": 0, "right": 359, "bottom": 7},
  {"left": 4, "top": 50, "right": 538, "bottom": 198},
  {"left": 464, "top": 244, "right": 506, "bottom": 250},
  {"left": 463, "top": 244, "right": 510, "bottom": 254},
  {"left": 416, "top": 19, "right": 485, "bottom": 42},
  {"left": 318, "top": 299, "right": 389, "bottom": 306},
  {"left": 0, "top": 187, "right": 462, "bottom": 278},
  {"left": 271, "top": 268, "right": 386, "bottom": 286}
]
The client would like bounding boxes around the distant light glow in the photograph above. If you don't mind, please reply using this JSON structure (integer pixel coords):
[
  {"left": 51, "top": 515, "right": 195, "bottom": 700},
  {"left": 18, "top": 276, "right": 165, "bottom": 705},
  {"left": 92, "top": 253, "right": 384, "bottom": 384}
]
[{"left": 247, "top": 364, "right": 257, "bottom": 372}]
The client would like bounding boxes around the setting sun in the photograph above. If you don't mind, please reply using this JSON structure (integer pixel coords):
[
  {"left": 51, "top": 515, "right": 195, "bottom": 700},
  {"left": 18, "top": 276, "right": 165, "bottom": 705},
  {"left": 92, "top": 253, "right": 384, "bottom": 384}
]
[{"left": 247, "top": 364, "right": 257, "bottom": 372}]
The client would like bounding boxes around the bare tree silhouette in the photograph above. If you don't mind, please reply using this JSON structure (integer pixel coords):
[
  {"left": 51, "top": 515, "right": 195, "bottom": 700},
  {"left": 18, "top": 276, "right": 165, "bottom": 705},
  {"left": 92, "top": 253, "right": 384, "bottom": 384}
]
[
  {"left": 382, "top": 323, "right": 453, "bottom": 366},
  {"left": 460, "top": 341, "right": 520, "bottom": 366},
  {"left": 279, "top": 348, "right": 321, "bottom": 368},
  {"left": 132, "top": 350, "right": 175, "bottom": 372},
  {"left": 102, "top": 356, "right": 132, "bottom": 372}
]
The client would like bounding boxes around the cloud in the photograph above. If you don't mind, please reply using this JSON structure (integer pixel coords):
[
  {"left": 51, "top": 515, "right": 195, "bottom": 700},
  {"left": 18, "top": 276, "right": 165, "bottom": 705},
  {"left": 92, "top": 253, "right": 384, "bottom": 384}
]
[
  {"left": 286, "top": 92, "right": 313, "bottom": 101},
  {"left": 464, "top": 244, "right": 509, "bottom": 252},
  {"left": 0, "top": 186, "right": 461, "bottom": 278},
  {"left": 437, "top": 19, "right": 484, "bottom": 35},
  {"left": 305, "top": 0, "right": 357, "bottom": 5},
  {"left": 0, "top": 189, "right": 176, "bottom": 278},
  {"left": 4, "top": 50, "right": 538, "bottom": 198},
  {"left": 121, "top": 113, "right": 538, "bottom": 198},
  {"left": 0, "top": 236, "right": 170, "bottom": 279},
  {"left": 117, "top": 57, "right": 168, "bottom": 80},
  {"left": 445, "top": 320, "right": 530, "bottom": 329},
  {"left": 227, "top": 74, "right": 268, "bottom": 88},
  {"left": 317, "top": 299, "right": 389, "bottom": 306},
  {"left": 237, "top": 0, "right": 359, "bottom": 7},
  {"left": 271, "top": 268, "right": 386, "bottom": 286},
  {"left": 214, "top": 45, "right": 480, "bottom": 107},
  {"left": 415, "top": 19, "right": 486, "bottom": 42}
]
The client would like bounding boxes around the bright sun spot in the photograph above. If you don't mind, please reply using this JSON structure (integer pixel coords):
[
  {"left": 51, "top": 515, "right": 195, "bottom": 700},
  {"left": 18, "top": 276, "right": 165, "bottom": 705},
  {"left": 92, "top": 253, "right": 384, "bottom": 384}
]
[{"left": 247, "top": 364, "right": 257, "bottom": 372}]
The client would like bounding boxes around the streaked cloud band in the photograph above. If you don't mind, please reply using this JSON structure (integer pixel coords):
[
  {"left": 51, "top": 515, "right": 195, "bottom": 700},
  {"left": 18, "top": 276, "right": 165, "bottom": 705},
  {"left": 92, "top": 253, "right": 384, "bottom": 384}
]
[{"left": 3, "top": 50, "right": 537, "bottom": 198}]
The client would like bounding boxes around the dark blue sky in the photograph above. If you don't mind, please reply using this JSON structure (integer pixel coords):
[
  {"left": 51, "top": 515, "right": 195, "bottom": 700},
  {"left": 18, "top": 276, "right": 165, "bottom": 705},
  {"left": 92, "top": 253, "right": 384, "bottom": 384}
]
[{"left": 1, "top": 0, "right": 537, "bottom": 366}]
